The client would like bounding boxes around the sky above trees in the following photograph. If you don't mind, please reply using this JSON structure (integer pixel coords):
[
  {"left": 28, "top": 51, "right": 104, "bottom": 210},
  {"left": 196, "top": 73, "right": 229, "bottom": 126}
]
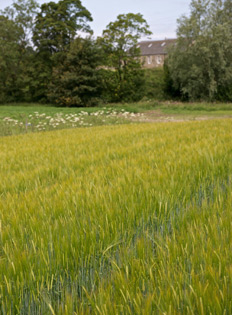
[{"left": 0, "top": 0, "right": 191, "bottom": 39}]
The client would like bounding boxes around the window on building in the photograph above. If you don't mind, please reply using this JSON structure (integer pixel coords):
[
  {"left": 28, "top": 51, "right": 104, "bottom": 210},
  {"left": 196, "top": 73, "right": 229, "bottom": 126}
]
[
  {"left": 156, "top": 55, "right": 162, "bottom": 64},
  {"left": 147, "top": 56, "right": 152, "bottom": 64},
  {"left": 148, "top": 43, "right": 153, "bottom": 48}
]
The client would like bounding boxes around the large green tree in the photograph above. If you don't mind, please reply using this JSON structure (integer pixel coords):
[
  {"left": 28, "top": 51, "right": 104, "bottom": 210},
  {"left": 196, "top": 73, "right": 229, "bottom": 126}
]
[
  {"left": 31, "top": 0, "right": 93, "bottom": 102},
  {"left": 167, "top": 0, "right": 232, "bottom": 101},
  {"left": 48, "top": 37, "right": 102, "bottom": 107},
  {"left": 0, "top": 0, "right": 39, "bottom": 103},
  {"left": 0, "top": 15, "right": 24, "bottom": 102},
  {"left": 1, "top": 0, "right": 39, "bottom": 45},
  {"left": 99, "top": 13, "right": 152, "bottom": 102},
  {"left": 33, "top": 0, "right": 92, "bottom": 53}
]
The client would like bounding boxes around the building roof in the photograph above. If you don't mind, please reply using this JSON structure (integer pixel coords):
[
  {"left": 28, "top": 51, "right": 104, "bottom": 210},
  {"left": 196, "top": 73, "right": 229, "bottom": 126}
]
[{"left": 137, "top": 39, "right": 176, "bottom": 56}]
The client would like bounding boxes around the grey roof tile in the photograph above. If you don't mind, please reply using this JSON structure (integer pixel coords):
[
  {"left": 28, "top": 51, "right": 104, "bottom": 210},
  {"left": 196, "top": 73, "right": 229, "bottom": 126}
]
[{"left": 138, "top": 39, "right": 176, "bottom": 56}]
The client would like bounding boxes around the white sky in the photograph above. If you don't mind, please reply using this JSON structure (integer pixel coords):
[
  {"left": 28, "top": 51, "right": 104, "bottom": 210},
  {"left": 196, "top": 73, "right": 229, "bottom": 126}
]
[{"left": 0, "top": 0, "right": 192, "bottom": 39}]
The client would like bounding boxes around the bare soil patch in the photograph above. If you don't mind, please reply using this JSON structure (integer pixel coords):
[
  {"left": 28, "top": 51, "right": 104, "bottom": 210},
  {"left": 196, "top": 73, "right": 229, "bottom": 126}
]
[{"left": 132, "top": 109, "right": 232, "bottom": 123}]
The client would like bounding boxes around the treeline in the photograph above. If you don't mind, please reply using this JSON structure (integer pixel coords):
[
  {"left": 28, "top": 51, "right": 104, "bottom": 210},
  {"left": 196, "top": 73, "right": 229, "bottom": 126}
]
[
  {"left": 165, "top": 0, "right": 232, "bottom": 102},
  {"left": 1, "top": 0, "right": 232, "bottom": 106},
  {"left": 0, "top": 0, "right": 152, "bottom": 106}
]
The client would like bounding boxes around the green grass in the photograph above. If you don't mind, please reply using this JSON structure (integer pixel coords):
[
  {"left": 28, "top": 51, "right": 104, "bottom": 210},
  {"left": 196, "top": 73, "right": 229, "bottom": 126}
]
[
  {"left": 0, "top": 102, "right": 158, "bottom": 117},
  {"left": 0, "top": 105, "right": 143, "bottom": 137},
  {"left": 158, "top": 101, "right": 232, "bottom": 113},
  {"left": 0, "top": 104, "right": 107, "bottom": 117},
  {"left": 0, "top": 119, "right": 232, "bottom": 313},
  {"left": 1, "top": 101, "right": 232, "bottom": 137},
  {"left": 3, "top": 100, "right": 232, "bottom": 114}
]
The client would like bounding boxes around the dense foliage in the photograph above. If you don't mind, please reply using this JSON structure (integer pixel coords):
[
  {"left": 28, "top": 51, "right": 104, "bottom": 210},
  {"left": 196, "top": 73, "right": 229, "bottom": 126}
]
[
  {"left": 2, "top": 0, "right": 232, "bottom": 104},
  {"left": 166, "top": 0, "right": 232, "bottom": 101},
  {"left": 48, "top": 37, "right": 102, "bottom": 107},
  {"left": 98, "top": 13, "right": 151, "bottom": 102},
  {"left": 143, "top": 68, "right": 166, "bottom": 100},
  {"left": 0, "top": 1, "right": 152, "bottom": 106}
]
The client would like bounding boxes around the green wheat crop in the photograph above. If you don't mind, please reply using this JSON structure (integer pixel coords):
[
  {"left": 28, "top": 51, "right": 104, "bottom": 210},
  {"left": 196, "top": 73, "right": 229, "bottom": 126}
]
[{"left": 0, "top": 119, "right": 232, "bottom": 314}]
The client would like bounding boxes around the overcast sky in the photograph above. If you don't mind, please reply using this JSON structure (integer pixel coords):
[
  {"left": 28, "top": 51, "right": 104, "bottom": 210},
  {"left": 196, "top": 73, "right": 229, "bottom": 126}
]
[{"left": 0, "top": 0, "right": 192, "bottom": 39}]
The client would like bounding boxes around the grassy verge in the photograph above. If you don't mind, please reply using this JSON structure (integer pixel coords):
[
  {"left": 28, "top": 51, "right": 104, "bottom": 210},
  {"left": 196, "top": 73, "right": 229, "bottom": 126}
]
[
  {"left": 158, "top": 101, "right": 232, "bottom": 113},
  {"left": 96, "top": 100, "right": 232, "bottom": 115},
  {"left": 0, "top": 105, "right": 145, "bottom": 137},
  {"left": 1, "top": 101, "right": 232, "bottom": 137}
]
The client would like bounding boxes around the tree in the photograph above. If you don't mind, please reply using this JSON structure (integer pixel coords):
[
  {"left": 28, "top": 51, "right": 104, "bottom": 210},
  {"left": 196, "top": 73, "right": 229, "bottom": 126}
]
[
  {"left": 33, "top": 0, "right": 92, "bottom": 53},
  {"left": 0, "top": 15, "right": 25, "bottom": 102},
  {"left": 166, "top": 0, "right": 232, "bottom": 101},
  {"left": 48, "top": 37, "right": 102, "bottom": 107},
  {"left": 30, "top": 0, "right": 93, "bottom": 102},
  {"left": 0, "top": 0, "right": 39, "bottom": 103},
  {"left": 1, "top": 0, "right": 39, "bottom": 46},
  {"left": 99, "top": 13, "right": 152, "bottom": 102}
]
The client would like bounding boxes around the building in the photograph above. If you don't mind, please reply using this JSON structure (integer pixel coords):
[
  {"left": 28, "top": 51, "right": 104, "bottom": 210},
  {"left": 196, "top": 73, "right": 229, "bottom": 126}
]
[{"left": 137, "top": 39, "right": 176, "bottom": 68}]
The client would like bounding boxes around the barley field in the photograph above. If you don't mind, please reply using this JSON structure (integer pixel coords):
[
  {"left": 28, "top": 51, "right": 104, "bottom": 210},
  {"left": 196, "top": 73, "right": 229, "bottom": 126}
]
[{"left": 0, "top": 119, "right": 232, "bottom": 314}]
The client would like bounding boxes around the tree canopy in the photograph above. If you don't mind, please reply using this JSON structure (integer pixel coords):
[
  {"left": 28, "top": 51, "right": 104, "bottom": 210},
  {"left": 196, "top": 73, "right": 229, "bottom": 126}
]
[
  {"left": 100, "top": 13, "right": 151, "bottom": 67},
  {"left": 98, "top": 13, "right": 152, "bottom": 102},
  {"left": 166, "top": 0, "right": 232, "bottom": 101},
  {"left": 1, "top": 0, "right": 39, "bottom": 47},
  {"left": 48, "top": 37, "right": 102, "bottom": 107},
  {"left": 33, "top": 0, "right": 92, "bottom": 53},
  {"left": 0, "top": 0, "right": 153, "bottom": 105}
]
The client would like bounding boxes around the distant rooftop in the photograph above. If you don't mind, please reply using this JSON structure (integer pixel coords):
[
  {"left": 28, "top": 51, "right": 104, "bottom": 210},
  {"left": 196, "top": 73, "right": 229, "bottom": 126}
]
[{"left": 137, "top": 39, "right": 176, "bottom": 56}]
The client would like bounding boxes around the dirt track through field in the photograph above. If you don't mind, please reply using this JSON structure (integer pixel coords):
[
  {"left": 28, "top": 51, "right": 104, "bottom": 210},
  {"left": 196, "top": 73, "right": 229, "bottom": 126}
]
[{"left": 133, "top": 109, "right": 232, "bottom": 123}]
